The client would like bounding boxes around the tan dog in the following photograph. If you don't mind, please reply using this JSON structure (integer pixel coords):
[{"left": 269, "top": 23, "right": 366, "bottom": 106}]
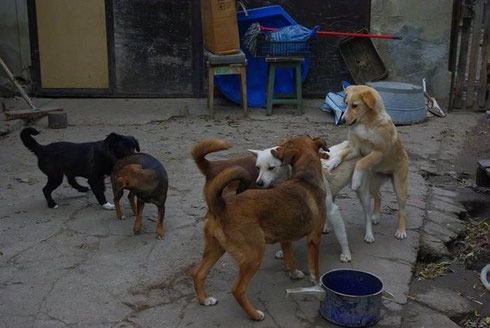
[
  {"left": 111, "top": 153, "right": 168, "bottom": 239},
  {"left": 328, "top": 85, "right": 409, "bottom": 239},
  {"left": 192, "top": 136, "right": 327, "bottom": 321}
]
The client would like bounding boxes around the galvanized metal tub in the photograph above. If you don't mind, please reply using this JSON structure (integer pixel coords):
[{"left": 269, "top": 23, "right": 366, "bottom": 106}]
[
  {"left": 319, "top": 269, "right": 384, "bottom": 327},
  {"left": 367, "top": 81, "right": 426, "bottom": 125}
]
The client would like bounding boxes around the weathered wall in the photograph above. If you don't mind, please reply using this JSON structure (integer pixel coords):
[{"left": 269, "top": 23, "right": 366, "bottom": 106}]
[
  {"left": 371, "top": 0, "right": 453, "bottom": 105},
  {"left": 0, "top": 0, "right": 30, "bottom": 92},
  {"left": 1, "top": 0, "right": 453, "bottom": 101}
]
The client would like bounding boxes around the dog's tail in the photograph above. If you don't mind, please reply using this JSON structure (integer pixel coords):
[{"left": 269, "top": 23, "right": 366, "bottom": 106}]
[
  {"left": 20, "top": 127, "right": 43, "bottom": 155},
  {"left": 206, "top": 166, "right": 251, "bottom": 216},
  {"left": 191, "top": 139, "right": 231, "bottom": 177}
]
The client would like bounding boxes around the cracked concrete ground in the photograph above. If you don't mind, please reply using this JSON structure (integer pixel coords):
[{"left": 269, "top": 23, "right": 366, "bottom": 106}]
[{"left": 0, "top": 97, "right": 480, "bottom": 327}]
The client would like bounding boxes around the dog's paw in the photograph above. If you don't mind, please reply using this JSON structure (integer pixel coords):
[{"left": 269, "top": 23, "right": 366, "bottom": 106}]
[
  {"left": 309, "top": 274, "right": 319, "bottom": 285},
  {"left": 364, "top": 233, "right": 375, "bottom": 243},
  {"left": 395, "top": 230, "right": 407, "bottom": 239},
  {"left": 156, "top": 233, "right": 165, "bottom": 240},
  {"left": 203, "top": 297, "right": 218, "bottom": 306},
  {"left": 102, "top": 202, "right": 115, "bottom": 210},
  {"left": 289, "top": 270, "right": 305, "bottom": 280},
  {"left": 48, "top": 202, "right": 58, "bottom": 209},
  {"left": 340, "top": 252, "right": 352, "bottom": 263},
  {"left": 327, "top": 157, "right": 341, "bottom": 173},
  {"left": 52, "top": 204, "right": 59, "bottom": 209},
  {"left": 372, "top": 213, "right": 380, "bottom": 225},
  {"left": 351, "top": 169, "right": 363, "bottom": 191},
  {"left": 254, "top": 310, "right": 265, "bottom": 321},
  {"left": 274, "top": 250, "right": 284, "bottom": 259}
]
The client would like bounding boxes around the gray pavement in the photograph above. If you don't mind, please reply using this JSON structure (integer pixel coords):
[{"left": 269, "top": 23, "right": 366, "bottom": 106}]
[{"left": 0, "top": 97, "right": 478, "bottom": 327}]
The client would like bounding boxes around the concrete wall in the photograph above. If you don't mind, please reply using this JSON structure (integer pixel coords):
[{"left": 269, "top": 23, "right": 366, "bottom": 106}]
[
  {"left": 0, "top": 0, "right": 31, "bottom": 92},
  {"left": 371, "top": 0, "right": 453, "bottom": 105}
]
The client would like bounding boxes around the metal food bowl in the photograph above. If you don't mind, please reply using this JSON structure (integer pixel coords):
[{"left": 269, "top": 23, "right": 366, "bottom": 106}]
[{"left": 320, "top": 269, "right": 384, "bottom": 327}]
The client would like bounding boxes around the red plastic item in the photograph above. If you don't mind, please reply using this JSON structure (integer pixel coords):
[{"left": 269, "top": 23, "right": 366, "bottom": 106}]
[{"left": 259, "top": 26, "right": 402, "bottom": 40}]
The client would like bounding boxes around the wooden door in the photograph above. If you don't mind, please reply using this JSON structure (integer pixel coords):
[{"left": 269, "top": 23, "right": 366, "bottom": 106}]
[{"left": 35, "top": 0, "right": 109, "bottom": 89}]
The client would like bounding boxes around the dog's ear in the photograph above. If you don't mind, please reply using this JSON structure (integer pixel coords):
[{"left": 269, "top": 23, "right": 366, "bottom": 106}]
[
  {"left": 281, "top": 148, "right": 300, "bottom": 167},
  {"left": 343, "top": 86, "right": 352, "bottom": 104},
  {"left": 131, "top": 137, "right": 140, "bottom": 152},
  {"left": 319, "top": 151, "right": 330, "bottom": 160},
  {"left": 271, "top": 147, "right": 282, "bottom": 160},
  {"left": 128, "top": 164, "right": 143, "bottom": 173},
  {"left": 106, "top": 133, "right": 118, "bottom": 141},
  {"left": 360, "top": 89, "right": 377, "bottom": 110},
  {"left": 312, "top": 137, "right": 329, "bottom": 152},
  {"left": 104, "top": 133, "right": 119, "bottom": 148},
  {"left": 116, "top": 176, "right": 128, "bottom": 188},
  {"left": 248, "top": 149, "right": 259, "bottom": 158}
]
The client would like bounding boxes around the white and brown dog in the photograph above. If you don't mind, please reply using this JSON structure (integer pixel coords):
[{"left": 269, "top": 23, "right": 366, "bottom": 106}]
[{"left": 251, "top": 140, "right": 379, "bottom": 263}]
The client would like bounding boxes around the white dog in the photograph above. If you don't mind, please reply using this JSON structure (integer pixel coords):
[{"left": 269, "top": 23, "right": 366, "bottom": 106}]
[{"left": 250, "top": 141, "right": 380, "bottom": 264}]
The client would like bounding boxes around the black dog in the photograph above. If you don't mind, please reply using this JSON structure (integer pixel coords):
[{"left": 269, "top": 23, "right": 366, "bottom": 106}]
[{"left": 20, "top": 127, "right": 140, "bottom": 209}]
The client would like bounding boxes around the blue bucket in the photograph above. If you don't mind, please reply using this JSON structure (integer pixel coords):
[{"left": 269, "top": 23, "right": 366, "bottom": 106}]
[
  {"left": 320, "top": 269, "right": 384, "bottom": 327},
  {"left": 215, "top": 6, "right": 311, "bottom": 107},
  {"left": 366, "top": 81, "right": 427, "bottom": 125}
]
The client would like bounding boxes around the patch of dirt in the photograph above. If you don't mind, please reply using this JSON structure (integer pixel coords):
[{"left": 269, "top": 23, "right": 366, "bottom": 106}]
[
  {"left": 414, "top": 261, "right": 451, "bottom": 280},
  {"left": 448, "top": 219, "right": 490, "bottom": 271}
]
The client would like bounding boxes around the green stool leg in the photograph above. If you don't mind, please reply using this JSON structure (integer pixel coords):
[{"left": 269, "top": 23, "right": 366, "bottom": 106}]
[
  {"left": 266, "top": 63, "right": 276, "bottom": 116},
  {"left": 295, "top": 62, "right": 302, "bottom": 114}
]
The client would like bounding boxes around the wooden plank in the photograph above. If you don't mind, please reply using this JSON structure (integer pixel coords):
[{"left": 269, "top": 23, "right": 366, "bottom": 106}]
[
  {"left": 213, "top": 66, "right": 242, "bottom": 75},
  {"left": 464, "top": 0, "right": 485, "bottom": 109},
  {"left": 449, "top": 0, "right": 463, "bottom": 71},
  {"left": 477, "top": 1, "right": 490, "bottom": 108},
  {"left": 452, "top": 3, "right": 473, "bottom": 109}
]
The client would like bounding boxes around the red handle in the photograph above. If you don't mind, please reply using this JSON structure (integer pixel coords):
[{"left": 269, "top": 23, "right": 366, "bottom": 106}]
[{"left": 260, "top": 26, "right": 402, "bottom": 40}]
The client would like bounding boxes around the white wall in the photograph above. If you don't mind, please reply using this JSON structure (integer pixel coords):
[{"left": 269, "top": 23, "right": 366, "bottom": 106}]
[{"left": 371, "top": 0, "right": 453, "bottom": 105}]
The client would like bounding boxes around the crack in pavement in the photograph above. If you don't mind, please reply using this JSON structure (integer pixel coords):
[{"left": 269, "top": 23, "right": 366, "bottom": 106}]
[
  {"left": 257, "top": 295, "right": 281, "bottom": 328},
  {"left": 4, "top": 204, "right": 91, "bottom": 265}
]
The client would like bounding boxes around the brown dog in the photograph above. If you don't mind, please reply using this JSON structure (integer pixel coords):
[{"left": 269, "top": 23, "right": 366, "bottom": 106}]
[
  {"left": 192, "top": 136, "right": 327, "bottom": 321},
  {"left": 111, "top": 153, "right": 168, "bottom": 239},
  {"left": 328, "top": 85, "right": 409, "bottom": 239}
]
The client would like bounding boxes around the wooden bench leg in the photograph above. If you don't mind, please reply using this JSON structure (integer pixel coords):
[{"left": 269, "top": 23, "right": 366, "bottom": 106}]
[
  {"left": 208, "top": 66, "right": 215, "bottom": 118},
  {"left": 266, "top": 63, "right": 276, "bottom": 116},
  {"left": 240, "top": 66, "right": 247, "bottom": 117},
  {"left": 295, "top": 62, "right": 302, "bottom": 115}
]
